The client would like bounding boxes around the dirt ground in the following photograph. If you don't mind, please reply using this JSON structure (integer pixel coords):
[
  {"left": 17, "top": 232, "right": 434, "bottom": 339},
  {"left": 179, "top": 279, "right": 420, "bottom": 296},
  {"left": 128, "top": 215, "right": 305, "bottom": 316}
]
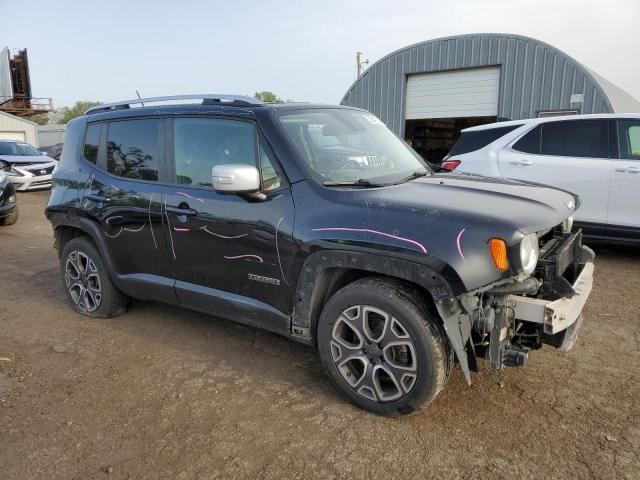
[{"left": 1, "top": 191, "right": 638, "bottom": 479}]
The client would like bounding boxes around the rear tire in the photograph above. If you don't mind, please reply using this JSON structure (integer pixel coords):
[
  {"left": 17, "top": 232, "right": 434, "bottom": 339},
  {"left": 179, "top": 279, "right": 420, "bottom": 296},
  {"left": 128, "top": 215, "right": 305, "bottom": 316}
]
[
  {"left": 60, "top": 236, "right": 129, "bottom": 318},
  {"left": 317, "top": 277, "right": 451, "bottom": 416},
  {"left": 0, "top": 205, "right": 18, "bottom": 226}
]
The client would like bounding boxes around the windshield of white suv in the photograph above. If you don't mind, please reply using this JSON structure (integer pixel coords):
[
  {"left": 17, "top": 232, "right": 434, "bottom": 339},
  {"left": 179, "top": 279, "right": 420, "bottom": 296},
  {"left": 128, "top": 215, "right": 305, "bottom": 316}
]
[
  {"left": 278, "top": 109, "right": 429, "bottom": 185},
  {"left": 0, "top": 141, "right": 42, "bottom": 156}
]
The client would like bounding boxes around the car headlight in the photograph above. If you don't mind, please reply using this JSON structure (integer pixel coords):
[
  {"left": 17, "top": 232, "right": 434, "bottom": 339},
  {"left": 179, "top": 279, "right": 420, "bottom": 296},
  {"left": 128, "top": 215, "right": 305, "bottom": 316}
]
[
  {"left": 0, "top": 171, "right": 5, "bottom": 183},
  {"left": 520, "top": 233, "right": 539, "bottom": 275},
  {"left": 561, "top": 215, "right": 574, "bottom": 234}
]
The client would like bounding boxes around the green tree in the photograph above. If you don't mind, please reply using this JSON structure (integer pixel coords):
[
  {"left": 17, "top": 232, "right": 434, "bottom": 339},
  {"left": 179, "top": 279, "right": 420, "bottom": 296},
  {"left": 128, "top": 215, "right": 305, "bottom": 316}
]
[
  {"left": 27, "top": 114, "right": 49, "bottom": 125},
  {"left": 254, "top": 91, "right": 285, "bottom": 103},
  {"left": 57, "top": 100, "right": 102, "bottom": 125}
]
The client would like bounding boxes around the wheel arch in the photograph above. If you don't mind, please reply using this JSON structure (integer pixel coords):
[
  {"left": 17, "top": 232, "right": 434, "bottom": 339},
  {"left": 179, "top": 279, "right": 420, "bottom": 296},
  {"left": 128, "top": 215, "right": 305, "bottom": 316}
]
[
  {"left": 51, "top": 215, "right": 123, "bottom": 289},
  {"left": 291, "top": 249, "right": 463, "bottom": 344}
]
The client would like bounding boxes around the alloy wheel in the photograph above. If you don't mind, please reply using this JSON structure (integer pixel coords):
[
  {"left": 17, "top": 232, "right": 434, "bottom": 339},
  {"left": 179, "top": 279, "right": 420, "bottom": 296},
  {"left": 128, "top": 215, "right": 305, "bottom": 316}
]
[
  {"left": 330, "top": 305, "right": 418, "bottom": 402},
  {"left": 64, "top": 250, "right": 102, "bottom": 313}
]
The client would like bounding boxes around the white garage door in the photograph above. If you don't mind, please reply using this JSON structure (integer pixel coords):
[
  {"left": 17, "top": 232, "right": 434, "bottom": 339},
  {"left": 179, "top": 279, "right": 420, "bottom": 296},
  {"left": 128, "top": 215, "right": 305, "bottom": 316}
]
[
  {"left": 0, "top": 131, "right": 26, "bottom": 141},
  {"left": 405, "top": 67, "right": 500, "bottom": 120}
]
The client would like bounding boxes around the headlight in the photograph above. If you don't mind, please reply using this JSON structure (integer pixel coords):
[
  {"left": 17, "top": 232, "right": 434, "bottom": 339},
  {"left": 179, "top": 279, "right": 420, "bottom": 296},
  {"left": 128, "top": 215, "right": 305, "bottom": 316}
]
[
  {"left": 561, "top": 215, "right": 574, "bottom": 234},
  {"left": 0, "top": 171, "right": 5, "bottom": 183},
  {"left": 519, "top": 233, "right": 539, "bottom": 275}
]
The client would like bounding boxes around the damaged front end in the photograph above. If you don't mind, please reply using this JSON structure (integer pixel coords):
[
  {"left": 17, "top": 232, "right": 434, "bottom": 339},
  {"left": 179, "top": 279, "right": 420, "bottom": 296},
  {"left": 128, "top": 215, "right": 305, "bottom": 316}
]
[{"left": 436, "top": 228, "right": 595, "bottom": 384}]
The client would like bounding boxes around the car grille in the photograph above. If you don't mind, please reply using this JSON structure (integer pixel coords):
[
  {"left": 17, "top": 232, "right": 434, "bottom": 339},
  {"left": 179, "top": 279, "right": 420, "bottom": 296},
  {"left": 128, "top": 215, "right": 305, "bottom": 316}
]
[{"left": 25, "top": 165, "right": 55, "bottom": 175}]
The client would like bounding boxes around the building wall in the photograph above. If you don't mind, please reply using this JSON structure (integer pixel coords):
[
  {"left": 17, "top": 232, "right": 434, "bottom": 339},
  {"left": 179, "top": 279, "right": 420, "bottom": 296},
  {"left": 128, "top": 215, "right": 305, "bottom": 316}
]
[
  {"left": 0, "top": 112, "right": 38, "bottom": 145},
  {"left": 37, "top": 124, "right": 67, "bottom": 147},
  {"left": 341, "top": 33, "right": 614, "bottom": 136}
]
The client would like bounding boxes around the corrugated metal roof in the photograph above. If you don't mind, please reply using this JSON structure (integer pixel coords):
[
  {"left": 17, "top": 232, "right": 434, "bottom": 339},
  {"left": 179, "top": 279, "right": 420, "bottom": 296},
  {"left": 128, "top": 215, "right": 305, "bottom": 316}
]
[{"left": 341, "top": 33, "right": 638, "bottom": 135}]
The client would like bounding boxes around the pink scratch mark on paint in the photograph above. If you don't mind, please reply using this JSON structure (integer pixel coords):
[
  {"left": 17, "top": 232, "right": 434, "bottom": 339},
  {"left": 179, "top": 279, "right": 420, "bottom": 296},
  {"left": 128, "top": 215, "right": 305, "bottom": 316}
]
[
  {"left": 164, "top": 197, "right": 176, "bottom": 260},
  {"left": 312, "top": 227, "right": 428, "bottom": 254},
  {"left": 173, "top": 227, "right": 190, "bottom": 232},
  {"left": 224, "top": 254, "right": 264, "bottom": 263},
  {"left": 105, "top": 216, "right": 123, "bottom": 224},
  {"left": 124, "top": 223, "right": 146, "bottom": 232},
  {"left": 176, "top": 191, "right": 205, "bottom": 203},
  {"left": 456, "top": 228, "right": 466, "bottom": 261},
  {"left": 104, "top": 228, "right": 123, "bottom": 238},
  {"left": 200, "top": 226, "right": 247, "bottom": 239},
  {"left": 275, "top": 217, "right": 289, "bottom": 285},
  {"left": 148, "top": 194, "right": 158, "bottom": 249}
]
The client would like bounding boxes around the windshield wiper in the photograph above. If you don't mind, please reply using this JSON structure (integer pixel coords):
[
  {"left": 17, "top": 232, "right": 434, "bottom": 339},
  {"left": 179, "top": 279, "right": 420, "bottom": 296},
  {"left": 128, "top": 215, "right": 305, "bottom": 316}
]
[
  {"left": 392, "top": 170, "right": 430, "bottom": 184},
  {"left": 323, "top": 178, "right": 387, "bottom": 187}
]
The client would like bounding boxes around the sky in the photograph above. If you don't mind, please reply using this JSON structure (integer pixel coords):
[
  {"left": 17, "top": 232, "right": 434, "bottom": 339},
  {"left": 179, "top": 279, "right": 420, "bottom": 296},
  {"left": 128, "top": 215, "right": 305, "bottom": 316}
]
[{"left": 2, "top": 0, "right": 639, "bottom": 109}]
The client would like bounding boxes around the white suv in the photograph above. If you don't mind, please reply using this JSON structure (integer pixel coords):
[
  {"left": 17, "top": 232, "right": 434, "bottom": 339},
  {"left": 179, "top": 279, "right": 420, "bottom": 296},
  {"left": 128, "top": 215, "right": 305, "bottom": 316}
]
[{"left": 443, "top": 114, "right": 640, "bottom": 243}]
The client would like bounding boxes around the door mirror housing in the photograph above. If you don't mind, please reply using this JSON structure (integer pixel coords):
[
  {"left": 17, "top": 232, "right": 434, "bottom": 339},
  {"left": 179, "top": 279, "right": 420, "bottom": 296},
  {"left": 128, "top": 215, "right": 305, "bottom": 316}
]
[{"left": 212, "top": 164, "right": 260, "bottom": 193}]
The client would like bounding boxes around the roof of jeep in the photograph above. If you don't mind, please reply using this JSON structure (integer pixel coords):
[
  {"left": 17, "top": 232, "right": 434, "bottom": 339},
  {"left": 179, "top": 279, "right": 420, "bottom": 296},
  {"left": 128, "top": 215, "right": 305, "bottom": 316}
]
[{"left": 81, "top": 101, "right": 363, "bottom": 122}]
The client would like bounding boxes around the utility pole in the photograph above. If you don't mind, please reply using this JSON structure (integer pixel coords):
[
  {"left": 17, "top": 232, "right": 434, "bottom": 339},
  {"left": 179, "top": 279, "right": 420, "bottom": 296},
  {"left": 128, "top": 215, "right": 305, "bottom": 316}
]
[{"left": 356, "top": 51, "right": 369, "bottom": 78}]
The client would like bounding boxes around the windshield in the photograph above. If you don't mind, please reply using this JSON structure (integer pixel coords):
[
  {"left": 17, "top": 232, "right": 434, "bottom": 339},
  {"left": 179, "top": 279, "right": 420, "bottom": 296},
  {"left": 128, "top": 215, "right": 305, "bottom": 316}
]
[
  {"left": 278, "top": 109, "right": 429, "bottom": 184},
  {"left": 0, "top": 141, "right": 42, "bottom": 156}
]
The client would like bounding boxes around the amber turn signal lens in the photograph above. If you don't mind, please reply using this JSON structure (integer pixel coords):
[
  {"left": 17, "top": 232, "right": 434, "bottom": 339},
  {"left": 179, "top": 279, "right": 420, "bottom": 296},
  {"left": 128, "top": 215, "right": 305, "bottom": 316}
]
[{"left": 489, "top": 238, "right": 508, "bottom": 271}]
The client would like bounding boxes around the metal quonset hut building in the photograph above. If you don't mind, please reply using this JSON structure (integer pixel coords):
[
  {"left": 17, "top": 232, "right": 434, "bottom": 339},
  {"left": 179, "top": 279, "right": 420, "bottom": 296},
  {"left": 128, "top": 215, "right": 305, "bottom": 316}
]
[{"left": 341, "top": 33, "right": 640, "bottom": 162}]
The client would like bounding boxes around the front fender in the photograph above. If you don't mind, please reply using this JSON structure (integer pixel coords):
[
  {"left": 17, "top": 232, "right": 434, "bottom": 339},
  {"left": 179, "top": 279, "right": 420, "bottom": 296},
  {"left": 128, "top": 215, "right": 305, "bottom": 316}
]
[{"left": 291, "top": 248, "right": 463, "bottom": 341}]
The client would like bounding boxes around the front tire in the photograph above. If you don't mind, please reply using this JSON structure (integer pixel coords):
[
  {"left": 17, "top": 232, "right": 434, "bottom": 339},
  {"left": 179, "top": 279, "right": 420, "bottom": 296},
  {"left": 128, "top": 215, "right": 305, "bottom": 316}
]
[
  {"left": 60, "top": 236, "right": 129, "bottom": 318},
  {"left": 0, "top": 205, "right": 18, "bottom": 226},
  {"left": 317, "top": 277, "right": 451, "bottom": 416}
]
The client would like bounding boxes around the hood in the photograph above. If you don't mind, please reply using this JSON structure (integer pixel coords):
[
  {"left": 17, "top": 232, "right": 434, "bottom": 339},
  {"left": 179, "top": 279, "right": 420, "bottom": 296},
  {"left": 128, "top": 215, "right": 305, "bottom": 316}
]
[
  {"left": 0, "top": 154, "right": 57, "bottom": 165},
  {"left": 374, "top": 172, "right": 577, "bottom": 235}
]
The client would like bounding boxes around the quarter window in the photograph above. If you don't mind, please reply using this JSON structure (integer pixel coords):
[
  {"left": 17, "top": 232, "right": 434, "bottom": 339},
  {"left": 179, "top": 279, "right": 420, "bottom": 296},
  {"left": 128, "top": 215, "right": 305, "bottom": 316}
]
[
  {"left": 106, "top": 119, "right": 162, "bottom": 181},
  {"left": 617, "top": 120, "right": 640, "bottom": 160},
  {"left": 512, "top": 125, "right": 541, "bottom": 154},
  {"left": 173, "top": 118, "right": 257, "bottom": 188},
  {"left": 540, "top": 120, "right": 608, "bottom": 158},
  {"left": 83, "top": 123, "right": 101, "bottom": 164},
  {"left": 259, "top": 141, "right": 282, "bottom": 191},
  {"left": 448, "top": 125, "right": 523, "bottom": 157}
]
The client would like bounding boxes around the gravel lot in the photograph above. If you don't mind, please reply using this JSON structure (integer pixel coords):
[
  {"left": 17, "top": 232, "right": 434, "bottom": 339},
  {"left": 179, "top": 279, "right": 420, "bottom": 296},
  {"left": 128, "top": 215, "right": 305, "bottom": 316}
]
[{"left": 1, "top": 190, "right": 639, "bottom": 479}]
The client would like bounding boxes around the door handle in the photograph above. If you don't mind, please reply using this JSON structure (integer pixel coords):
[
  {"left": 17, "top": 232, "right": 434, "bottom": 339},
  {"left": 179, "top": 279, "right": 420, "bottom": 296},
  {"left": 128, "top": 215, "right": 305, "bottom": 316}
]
[
  {"left": 84, "top": 193, "right": 110, "bottom": 203},
  {"left": 627, "top": 166, "right": 640, "bottom": 174},
  {"left": 510, "top": 159, "right": 533, "bottom": 166},
  {"left": 166, "top": 205, "right": 197, "bottom": 217}
]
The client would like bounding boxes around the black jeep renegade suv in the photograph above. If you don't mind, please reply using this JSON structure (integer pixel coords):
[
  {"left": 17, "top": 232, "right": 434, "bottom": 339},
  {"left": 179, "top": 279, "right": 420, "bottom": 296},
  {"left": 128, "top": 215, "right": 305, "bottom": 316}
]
[{"left": 46, "top": 95, "right": 594, "bottom": 415}]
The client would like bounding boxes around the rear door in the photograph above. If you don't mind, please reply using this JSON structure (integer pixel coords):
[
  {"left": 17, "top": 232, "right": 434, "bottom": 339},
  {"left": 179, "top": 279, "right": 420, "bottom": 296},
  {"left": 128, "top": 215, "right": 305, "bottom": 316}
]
[
  {"left": 497, "top": 119, "right": 611, "bottom": 232},
  {"left": 606, "top": 119, "right": 640, "bottom": 236},
  {"left": 162, "top": 116, "right": 295, "bottom": 316},
  {"left": 80, "top": 118, "right": 176, "bottom": 302}
]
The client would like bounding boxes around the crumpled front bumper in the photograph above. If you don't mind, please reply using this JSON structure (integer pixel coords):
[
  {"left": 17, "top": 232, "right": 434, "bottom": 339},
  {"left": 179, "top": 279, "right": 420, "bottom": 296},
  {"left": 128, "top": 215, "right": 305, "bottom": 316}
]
[{"left": 511, "top": 259, "right": 594, "bottom": 334}]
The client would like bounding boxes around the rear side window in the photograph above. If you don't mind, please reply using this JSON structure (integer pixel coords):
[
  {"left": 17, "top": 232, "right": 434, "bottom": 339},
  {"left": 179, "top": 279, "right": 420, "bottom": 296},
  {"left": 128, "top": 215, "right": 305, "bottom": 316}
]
[
  {"left": 617, "top": 120, "right": 640, "bottom": 160},
  {"left": 512, "top": 125, "right": 541, "bottom": 154},
  {"left": 83, "top": 124, "right": 101, "bottom": 164},
  {"left": 106, "top": 119, "right": 162, "bottom": 181},
  {"left": 540, "top": 119, "right": 609, "bottom": 158},
  {"left": 448, "top": 125, "right": 522, "bottom": 156}
]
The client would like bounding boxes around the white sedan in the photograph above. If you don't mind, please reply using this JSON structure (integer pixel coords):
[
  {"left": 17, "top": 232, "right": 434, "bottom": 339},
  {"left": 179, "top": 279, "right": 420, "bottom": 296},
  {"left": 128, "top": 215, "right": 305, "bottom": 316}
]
[{"left": 0, "top": 140, "right": 57, "bottom": 191}]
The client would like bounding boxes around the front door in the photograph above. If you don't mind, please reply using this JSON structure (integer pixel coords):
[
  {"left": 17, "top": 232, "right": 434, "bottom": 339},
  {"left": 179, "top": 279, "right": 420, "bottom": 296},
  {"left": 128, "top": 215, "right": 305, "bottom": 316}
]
[
  {"left": 498, "top": 119, "right": 611, "bottom": 232},
  {"left": 607, "top": 119, "right": 640, "bottom": 237},
  {"left": 163, "top": 117, "right": 295, "bottom": 316}
]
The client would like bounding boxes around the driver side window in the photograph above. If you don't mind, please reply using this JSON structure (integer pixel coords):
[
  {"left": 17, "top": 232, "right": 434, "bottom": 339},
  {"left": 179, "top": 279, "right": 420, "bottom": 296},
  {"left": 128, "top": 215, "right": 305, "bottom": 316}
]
[{"left": 173, "top": 118, "right": 257, "bottom": 187}]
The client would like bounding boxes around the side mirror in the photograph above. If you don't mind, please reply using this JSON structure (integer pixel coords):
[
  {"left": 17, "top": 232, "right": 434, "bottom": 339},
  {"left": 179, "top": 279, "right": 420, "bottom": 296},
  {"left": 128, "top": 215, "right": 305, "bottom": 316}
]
[{"left": 212, "top": 164, "right": 260, "bottom": 193}]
